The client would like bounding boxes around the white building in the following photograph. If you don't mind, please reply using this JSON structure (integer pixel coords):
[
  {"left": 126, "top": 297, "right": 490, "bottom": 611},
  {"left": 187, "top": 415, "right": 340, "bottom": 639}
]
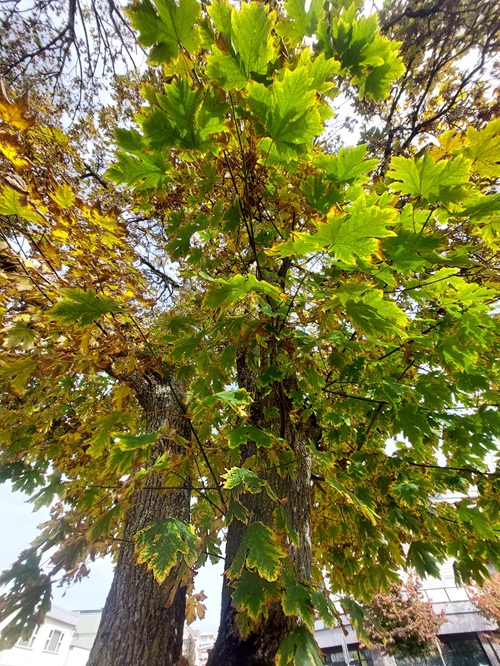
[
  {"left": 64, "top": 610, "right": 102, "bottom": 666},
  {"left": 183, "top": 626, "right": 216, "bottom": 666},
  {"left": 0, "top": 606, "right": 79, "bottom": 666}
]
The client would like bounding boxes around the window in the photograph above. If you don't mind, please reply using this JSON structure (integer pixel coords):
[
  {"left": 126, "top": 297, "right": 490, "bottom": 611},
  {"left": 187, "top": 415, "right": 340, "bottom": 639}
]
[
  {"left": 16, "top": 626, "right": 38, "bottom": 649},
  {"left": 44, "top": 629, "right": 65, "bottom": 653},
  {"left": 323, "top": 646, "right": 374, "bottom": 665},
  {"left": 395, "top": 634, "right": 490, "bottom": 666}
]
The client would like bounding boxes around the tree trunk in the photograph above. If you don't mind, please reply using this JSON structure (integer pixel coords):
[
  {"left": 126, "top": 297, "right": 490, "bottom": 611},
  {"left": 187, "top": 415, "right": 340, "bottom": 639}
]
[
  {"left": 207, "top": 358, "right": 320, "bottom": 665},
  {"left": 88, "top": 374, "right": 191, "bottom": 666}
]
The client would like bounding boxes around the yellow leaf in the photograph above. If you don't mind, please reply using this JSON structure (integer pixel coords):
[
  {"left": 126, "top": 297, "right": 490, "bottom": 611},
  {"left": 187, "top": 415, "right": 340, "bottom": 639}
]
[
  {"left": 465, "top": 119, "right": 500, "bottom": 178},
  {"left": 112, "top": 384, "right": 134, "bottom": 411},
  {"left": 0, "top": 131, "right": 28, "bottom": 167},
  {"left": 52, "top": 228, "right": 70, "bottom": 241},
  {"left": 50, "top": 183, "right": 75, "bottom": 209},
  {"left": 0, "top": 80, "right": 34, "bottom": 130},
  {"left": 430, "top": 129, "right": 465, "bottom": 160},
  {"left": 0, "top": 356, "right": 37, "bottom": 395}
]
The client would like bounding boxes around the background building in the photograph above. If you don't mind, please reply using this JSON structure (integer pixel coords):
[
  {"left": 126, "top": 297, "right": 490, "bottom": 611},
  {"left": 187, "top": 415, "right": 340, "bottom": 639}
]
[
  {"left": 0, "top": 606, "right": 79, "bottom": 666},
  {"left": 315, "top": 562, "right": 500, "bottom": 666}
]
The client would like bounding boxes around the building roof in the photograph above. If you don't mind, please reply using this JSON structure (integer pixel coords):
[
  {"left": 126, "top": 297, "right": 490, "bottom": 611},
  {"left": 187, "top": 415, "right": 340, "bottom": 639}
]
[{"left": 47, "top": 605, "right": 80, "bottom": 627}]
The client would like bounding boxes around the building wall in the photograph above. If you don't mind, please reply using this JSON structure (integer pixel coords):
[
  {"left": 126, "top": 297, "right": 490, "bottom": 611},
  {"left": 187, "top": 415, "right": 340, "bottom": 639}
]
[
  {"left": 64, "top": 646, "right": 92, "bottom": 666},
  {"left": 315, "top": 561, "right": 500, "bottom": 666},
  {"left": 0, "top": 609, "right": 77, "bottom": 666},
  {"left": 69, "top": 611, "right": 102, "bottom": 652},
  {"left": 314, "top": 581, "right": 500, "bottom": 666}
]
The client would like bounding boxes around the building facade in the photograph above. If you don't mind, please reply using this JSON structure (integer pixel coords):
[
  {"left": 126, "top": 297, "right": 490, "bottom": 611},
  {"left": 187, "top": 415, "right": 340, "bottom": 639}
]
[
  {"left": 315, "top": 564, "right": 500, "bottom": 666},
  {"left": 0, "top": 606, "right": 79, "bottom": 666}
]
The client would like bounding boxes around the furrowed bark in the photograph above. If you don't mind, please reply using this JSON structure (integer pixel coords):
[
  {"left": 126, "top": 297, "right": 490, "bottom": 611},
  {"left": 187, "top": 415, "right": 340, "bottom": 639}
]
[
  {"left": 87, "top": 373, "right": 191, "bottom": 666},
  {"left": 207, "top": 356, "right": 320, "bottom": 666}
]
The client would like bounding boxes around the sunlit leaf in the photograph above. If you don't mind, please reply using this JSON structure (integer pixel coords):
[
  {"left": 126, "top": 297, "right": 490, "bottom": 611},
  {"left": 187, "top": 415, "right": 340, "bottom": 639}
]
[{"left": 135, "top": 518, "right": 198, "bottom": 584}]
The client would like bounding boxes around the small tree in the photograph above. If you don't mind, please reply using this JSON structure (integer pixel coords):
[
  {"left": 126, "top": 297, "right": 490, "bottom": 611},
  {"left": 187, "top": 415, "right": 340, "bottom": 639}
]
[
  {"left": 471, "top": 573, "right": 500, "bottom": 626},
  {"left": 362, "top": 576, "right": 446, "bottom": 659}
]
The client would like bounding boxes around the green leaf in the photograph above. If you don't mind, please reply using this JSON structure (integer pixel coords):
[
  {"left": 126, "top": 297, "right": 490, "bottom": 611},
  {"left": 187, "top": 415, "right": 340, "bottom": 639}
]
[
  {"left": 206, "top": 388, "right": 252, "bottom": 416},
  {"left": 207, "top": 49, "right": 249, "bottom": 91},
  {"left": 457, "top": 502, "right": 495, "bottom": 539},
  {"left": 248, "top": 65, "right": 325, "bottom": 158},
  {"left": 113, "top": 431, "right": 158, "bottom": 451},
  {"left": 316, "top": 144, "right": 378, "bottom": 186},
  {"left": 0, "top": 187, "right": 45, "bottom": 224},
  {"left": 141, "top": 79, "right": 227, "bottom": 152},
  {"left": 227, "top": 426, "right": 273, "bottom": 449},
  {"left": 269, "top": 195, "right": 396, "bottom": 263},
  {"left": 0, "top": 551, "right": 51, "bottom": 650},
  {"left": 231, "top": 2, "right": 275, "bottom": 78},
  {"left": 226, "top": 497, "right": 249, "bottom": 525},
  {"left": 340, "top": 597, "right": 365, "bottom": 633},
  {"left": 389, "top": 154, "right": 470, "bottom": 201},
  {"left": 203, "top": 273, "right": 283, "bottom": 309},
  {"left": 407, "top": 542, "right": 442, "bottom": 578},
  {"left": 257, "top": 366, "right": 285, "bottom": 387},
  {"left": 455, "top": 193, "right": 500, "bottom": 219},
  {"left": 276, "top": 625, "right": 323, "bottom": 666},
  {"left": 0, "top": 357, "right": 37, "bottom": 395},
  {"left": 50, "top": 183, "right": 74, "bottom": 209},
  {"left": 207, "top": 1, "right": 275, "bottom": 90},
  {"left": 277, "top": 0, "right": 324, "bottom": 44},
  {"left": 3, "top": 318, "right": 36, "bottom": 349},
  {"left": 227, "top": 522, "right": 286, "bottom": 582},
  {"left": 135, "top": 518, "right": 198, "bottom": 584},
  {"left": 358, "top": 37, "right": 405, "bottom": 101},
  {"left": 382, "top": 229, "right": 441, "bottom": 274},
  {"left": 29, "top": 475, "right": 65, "bottom": 510},
  {"left": 345, "top": 290, "right": 408, "bottom": 337},
  {"left": 327, "top": 475, "right": 379, "bottom": 525},
  {"left": 115, "top": 127, "right": 146, "bottom": 154},
  {"left": 392, "top": 482, "right": 424, "bottom": 508},
  {"left": 231, "top": 569, "right": 280, "bottom": 621},
  {"left": 207, "top": 0, "right": 232, "bottom": 36},
  {"left": 320, "top": 6, "right": 405, "bottom": 101},
  {"left": 282, "top": 576, "right": 315, "bottom": 631},
  {"left": 464, "top": 118, "right": 500, "bottom": 178},
  {"left": 86, "top": 412, "right": 134, "bottom": 457},
  {"left": 51, "top": 288, "right": 122, "bottom": 326},
  {"left": 301, "top": 175, "right": 341, "bottom": 214},
  {"left": 126, "top": 0, "right": 200, "bottom": 64},
  {"left": 89, "top": 504, "right": 124, "bottom": 542},
  {"left": 222, "top": 467, "right": 266, "bottom": 494},
  {"left": 310, "top": 587, "right": 339, "bottom": 628},
  {"left": 107, "top": 152, "right": 169, "bottom": 190},
  {"left": 324, "top": 196, "right": 397, "bottom": 263}
]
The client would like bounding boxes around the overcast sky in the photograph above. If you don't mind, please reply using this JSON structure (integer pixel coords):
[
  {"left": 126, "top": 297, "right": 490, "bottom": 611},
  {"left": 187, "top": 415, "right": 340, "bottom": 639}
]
[{"left": 0, "top": 482, "right": 223, "bottom": 633}]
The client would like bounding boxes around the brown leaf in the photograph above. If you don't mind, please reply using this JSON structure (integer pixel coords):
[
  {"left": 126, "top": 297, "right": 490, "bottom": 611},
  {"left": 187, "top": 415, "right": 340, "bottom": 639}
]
[{"left": 1, "top": 172, "right": 28, "bottom": 194}]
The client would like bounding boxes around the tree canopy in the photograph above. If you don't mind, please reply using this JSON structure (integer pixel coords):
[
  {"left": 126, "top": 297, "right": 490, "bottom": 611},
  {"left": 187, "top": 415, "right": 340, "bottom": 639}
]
[{"left": 0, "top": 0, "right": 499, "bottom": 664}]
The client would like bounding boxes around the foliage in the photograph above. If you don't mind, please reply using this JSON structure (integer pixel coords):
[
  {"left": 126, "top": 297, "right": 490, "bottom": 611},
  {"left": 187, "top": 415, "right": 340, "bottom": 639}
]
[
  {"left": 361, "top": 576, "right": 446, "bottom": 658},
  {"left": 356, "top": 0, "right": 500, "bottom": 163},
  {"left": 0, "top": 0, "right": 140, "bottom": 113},
  {"left": 470, "top": 573, "right": 500, "bottom": 625},
  {"left": 0, "top": 0, "right": 499, "bottom": 662}
]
